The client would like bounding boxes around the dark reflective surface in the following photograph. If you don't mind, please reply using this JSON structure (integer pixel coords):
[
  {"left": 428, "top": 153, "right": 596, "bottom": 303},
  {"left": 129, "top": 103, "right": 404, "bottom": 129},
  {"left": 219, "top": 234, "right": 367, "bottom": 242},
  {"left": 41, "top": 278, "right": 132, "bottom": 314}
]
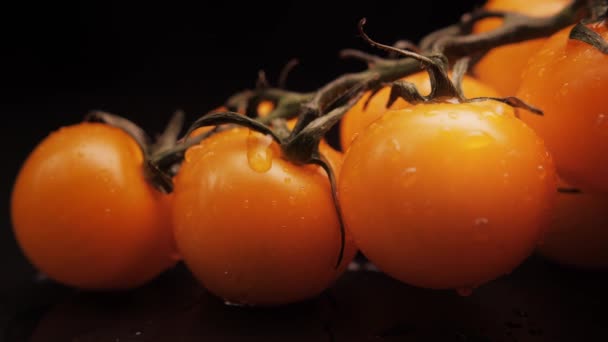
[{"left": 2, "top": 255, "right": 607, "bottom": 341}]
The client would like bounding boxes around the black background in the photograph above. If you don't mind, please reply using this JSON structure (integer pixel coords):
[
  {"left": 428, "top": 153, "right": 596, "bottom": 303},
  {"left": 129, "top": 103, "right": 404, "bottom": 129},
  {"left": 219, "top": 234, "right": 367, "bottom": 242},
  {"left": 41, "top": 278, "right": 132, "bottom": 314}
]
[
  {"left": 0, "top": 0, "right": 484, "bottom": 273},
  {"left": 10, "top": 1, "right": 608, "bottom": 341}
]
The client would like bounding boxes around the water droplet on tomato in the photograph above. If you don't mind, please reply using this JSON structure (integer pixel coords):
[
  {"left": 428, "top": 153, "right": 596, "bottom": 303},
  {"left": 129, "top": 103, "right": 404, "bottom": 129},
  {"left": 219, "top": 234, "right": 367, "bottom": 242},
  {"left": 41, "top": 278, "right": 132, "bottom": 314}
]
[
  {"left": 271, "top": 200, "right": 278, "bottom": 208},
  {"left": 559, "top": 82, "right": 569, "bottom": 95},
  {"left": 246, "top": 131, "right": 273, "bottom": 172},
  {"left": 456, "top": 287, "right": 473, "bottom": 297},
  {"left": 465, "top": 131, "right": 493, "bottom": 149},
  {"left": 288, "top": 195, "right": 296, "bottom": 206},
  {"left": 401, "top": 167, "right": 417, "bottom": 188},
  {"left": 537, "top": 165, "right": 546, "bottom": 180},
  {"left": 223, "top": 300, "right": 245, "bottom": 307},
  {"left": 243, "top": 199, "right": 249, "bottom": 209},
  {"left": 390, "top": 138, "right": 401, "bottom": 151},
  {"left": 474, "top": 217, "right": 489, "bottom": 226},
  {"left": 482, "top": 111, "right": 496, "bottom": 118},
  {"left": 284, "top": 177, "right": 292, "bottom": 184},
  {"left": 537, "top": 67, "right": 546, "bottom": 77},
  {"left": 596, "top": 113, "right": 608, "bottom": 131}
]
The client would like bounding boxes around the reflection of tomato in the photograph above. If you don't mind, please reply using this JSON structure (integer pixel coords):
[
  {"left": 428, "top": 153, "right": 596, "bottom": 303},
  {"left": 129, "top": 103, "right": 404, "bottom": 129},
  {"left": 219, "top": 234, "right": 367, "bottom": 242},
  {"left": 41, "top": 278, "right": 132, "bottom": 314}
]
[
  {"left": 11, "top": 123, "right": 177, "bottom": 290},
  {"left": 517, "top": 22, "right": 608, "bottom": 194},
  {"left": 339, "top": 100, "right": 556, "bottom": 290},
  {"left": 537, "top": 178, "right": 608, "bottom": 270},
  {"left": 340, "top": 71, "right": 500, "bottom": 150},
  {"left": 172, "top": 128, "right": 356, "bottom": 306},
  {"left": 473, "top": 0, "right": 570, "bottom": 96}
]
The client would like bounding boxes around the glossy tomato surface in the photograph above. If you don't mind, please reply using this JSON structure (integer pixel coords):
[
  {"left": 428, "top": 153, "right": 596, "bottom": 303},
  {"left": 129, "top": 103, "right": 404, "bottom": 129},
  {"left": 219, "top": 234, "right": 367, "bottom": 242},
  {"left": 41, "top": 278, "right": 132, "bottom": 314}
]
[
  {"left": 172, "top": 128, "right": 355, "bottom": 306},
  {"left": 339, "top": 100, "right": 556, "bottom": 290},
  {"left": 474, "top": 0, "right": 570, "bottom": 96},
  {"left": 11, "top": 123, "right": 177, "bottom": 290},
  {"left": 340, "top": 71, "right": 500, "bottom": 150},
  {"left": 517, "top": 22, "right": 608, "bottom": 194}
]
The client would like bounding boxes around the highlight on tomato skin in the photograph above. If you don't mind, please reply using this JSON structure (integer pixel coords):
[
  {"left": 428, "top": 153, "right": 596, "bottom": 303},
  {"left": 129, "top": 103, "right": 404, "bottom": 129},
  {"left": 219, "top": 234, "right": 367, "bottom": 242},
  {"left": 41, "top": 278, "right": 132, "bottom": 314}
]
[
  {"left": 537, "top": 178, "right": 608, "bottom": 270},
  {"left": 172, "top": 128, "right": 356, "bottom": 306},
  {"left": 338, "top": 100, "right": 557, "bottom": 292},
  {"left": 473, "top": 0, "right": 570, "bottom": 96},
  {"left": 516, "top": 21, "right": 608, "bottom": 195},
  {"left": 10, "top": 123, "right": 178, "bottom": 290},
  {"left": 339, "top": 70, "right": 501, "bottom": 151}
]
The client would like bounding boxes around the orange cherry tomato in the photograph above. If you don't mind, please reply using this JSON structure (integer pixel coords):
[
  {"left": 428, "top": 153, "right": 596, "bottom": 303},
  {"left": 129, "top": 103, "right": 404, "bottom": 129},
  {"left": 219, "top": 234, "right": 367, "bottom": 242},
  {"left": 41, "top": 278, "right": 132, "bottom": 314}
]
[
  {"left": 340, "top": 71, "right": 500, "bottom": 150},
  {"left": 537, "top": 178, "right": 608, "bottom": 270},
  {"left": 517, "top": 22, "right": 608, "bottom": 194},
  {"left": 339, "top": 100, "right": 556, "bottom": 291},
  {"left": 257, "top": 100, "right": 275, "bottom": 117},
  {"left": 172, "top": 128, "right": 356, "bottom": 306},
  {"left": 473, "top": 0, "right": 570, "bottom": 96},
  {"left": 11, "top": 123, "right": 177, "bottom": 290}
]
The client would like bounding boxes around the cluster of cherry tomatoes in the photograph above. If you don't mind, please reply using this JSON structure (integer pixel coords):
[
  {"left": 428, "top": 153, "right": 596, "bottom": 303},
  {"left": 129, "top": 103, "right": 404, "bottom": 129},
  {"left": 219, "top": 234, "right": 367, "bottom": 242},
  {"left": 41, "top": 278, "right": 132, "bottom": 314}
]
[{"left": 10, "top": 0, "right": 608, "bottom": 306}]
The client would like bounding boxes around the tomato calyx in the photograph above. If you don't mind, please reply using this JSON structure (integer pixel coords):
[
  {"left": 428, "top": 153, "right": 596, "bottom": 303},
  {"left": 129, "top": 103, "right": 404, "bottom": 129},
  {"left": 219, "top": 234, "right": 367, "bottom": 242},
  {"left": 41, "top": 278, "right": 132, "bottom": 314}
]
[
  {"left": 85, "top": 110, "right": 205, "bottom": 194},
  {"left": 569, "top": 20, "right": 608, "bottom": 53},
  {"left": 356, "top": 20, "right": 544, "bottom": 116}
]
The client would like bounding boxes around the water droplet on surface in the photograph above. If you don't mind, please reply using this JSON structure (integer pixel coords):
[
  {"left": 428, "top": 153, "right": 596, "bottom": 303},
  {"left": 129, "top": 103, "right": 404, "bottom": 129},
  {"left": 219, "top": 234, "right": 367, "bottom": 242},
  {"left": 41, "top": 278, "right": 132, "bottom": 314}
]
[
  {"left": 288, "top": 195, "right": 296, "bottom": 206},
  {"left": 390, "top": 138, "right": 401, "bottom": 151},
  {"left": 559, "top": 82, "right": 569, "bottom": 96},
  {"left": 280, "top": 224, "right": 287, "bottom": 229},
  {"left": 456, "top": 287, "right": 473, "bottom": 297},
  {"left": 104, "top": 208, "right": 111, "bottom": 214},
  {"left": 464, "top": 131, "right": 493, "bottom": 149},
  {"left": 505, "top": 321, "right": 523, "bottom": 329},
  {"left": 184, "top": 145, "right": 202, "bottom": 163},
  {"left": 596, "top": 113, "right": 608, "bottom": 130},
  {"left": 482, "top": 111, "right": 496, "bottom": 118},
  {"left": 347, "top": 262, "right": 361, "bottom": 271},
  {"left": 271, "top": 200, "right": 278, "bottom": 208},
  {"left": 223, "top": 300, "right": 246, "bottom": 307},
  {"left": 247, "top": 131, "right": 274, "bottom": 172},
  {"left": 474, "top": 217, "right": 489, "bottom": 226},
  {"left": 401, "top": 167, "right": 417, "bottom": 188},
  {"left": 284, "top": 177, "right": 292, "bottom": 184},
  {"left": 537, "top": 165, "right": 546, "bottom": 180},
  {"left": 537, "top": 67, "right": 546, "bottom": 77},
  {"left": 513, "top": 308, "right": 529, "bottom": 318},
  {"left": 243, "top": 199, "right": 249, "bottom": 209},
  {"left": 34, "top": 272, "right": 48, "bottom": 283}
]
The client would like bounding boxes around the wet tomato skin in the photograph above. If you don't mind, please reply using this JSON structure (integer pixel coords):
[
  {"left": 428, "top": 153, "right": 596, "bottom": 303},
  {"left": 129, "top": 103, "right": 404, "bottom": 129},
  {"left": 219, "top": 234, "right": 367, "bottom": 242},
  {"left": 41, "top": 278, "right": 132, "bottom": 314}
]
[
  {"left": 517, "top": 22, "right": 608, "bottom": 194},
  {"left": 11, "top": 123, "right": 177, "bottom": 290},
  {"left": 340, "top": 71, "right": 500, "bottom": 150},
  {"left": 473, "top": 0, "right": 570, "bottom": 96},
  {"left": 172, "top": 128, "right": 356, "bottom": 306},
  {"left": 339, "top": 100, "right": 556, "bottom": 290}
]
